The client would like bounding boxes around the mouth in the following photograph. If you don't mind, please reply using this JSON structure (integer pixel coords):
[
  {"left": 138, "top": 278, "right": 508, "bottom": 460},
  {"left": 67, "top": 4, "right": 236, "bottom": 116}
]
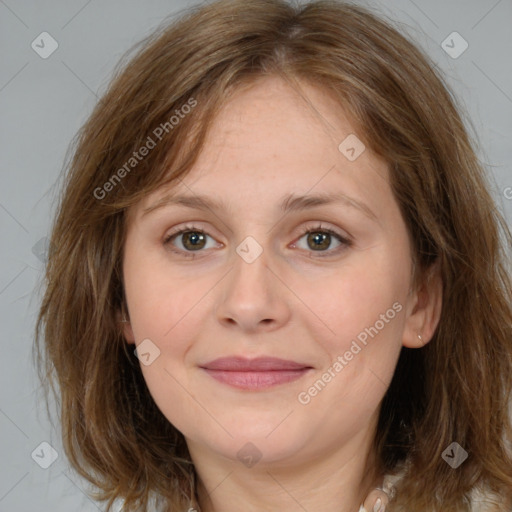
[{"left": 199, "top": 356, "right": 313, "bottom": 390}]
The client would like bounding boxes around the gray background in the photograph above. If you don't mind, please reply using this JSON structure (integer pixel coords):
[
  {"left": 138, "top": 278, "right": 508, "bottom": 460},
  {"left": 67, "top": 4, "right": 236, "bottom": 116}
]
[{"left": 0, "top": 0, "right": 511, "bottom": 510}]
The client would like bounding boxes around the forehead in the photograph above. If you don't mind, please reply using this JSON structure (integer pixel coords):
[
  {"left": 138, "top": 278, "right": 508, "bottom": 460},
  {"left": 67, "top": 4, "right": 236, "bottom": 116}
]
[
  {"left": 203, "top": 75, "right": 358, "bottom": 155},
  {"left": 130, "top": 75, "right": 390, "bottom": 221}
]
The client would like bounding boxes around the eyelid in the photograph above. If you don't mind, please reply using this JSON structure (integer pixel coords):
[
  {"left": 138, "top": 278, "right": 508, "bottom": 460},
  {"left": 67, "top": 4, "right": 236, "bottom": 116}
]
[
  {"left": 293, "top": 221, "right": 351, "bottom": 242},
  {"left": 163, "top": 223, "right": 223, "bottom": 249}
]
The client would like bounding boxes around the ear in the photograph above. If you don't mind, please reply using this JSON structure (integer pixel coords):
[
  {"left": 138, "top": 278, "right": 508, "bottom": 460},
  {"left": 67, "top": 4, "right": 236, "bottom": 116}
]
[
  {"left": 116, "top": 308, "right": 136, "bottom": 344},
  {"left": 402, "top": 260, "right": 443, "bottom": 348}
]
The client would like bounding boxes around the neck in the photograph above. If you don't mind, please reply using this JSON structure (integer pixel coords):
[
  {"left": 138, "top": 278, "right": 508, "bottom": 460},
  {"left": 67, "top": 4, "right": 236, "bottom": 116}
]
[{"left": 188, "top": 426, "right": 381, "bottom": 512}]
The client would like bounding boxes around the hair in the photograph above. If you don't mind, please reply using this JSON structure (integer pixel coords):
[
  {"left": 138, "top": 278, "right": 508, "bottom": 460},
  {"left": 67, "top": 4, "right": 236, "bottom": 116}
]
[{"left": 35, "top": 0, "right": 512, "bottom": 510}]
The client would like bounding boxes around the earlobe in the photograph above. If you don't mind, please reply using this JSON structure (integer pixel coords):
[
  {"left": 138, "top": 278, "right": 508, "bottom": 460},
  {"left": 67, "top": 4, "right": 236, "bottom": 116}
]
[
  {"left": 122, "top": 322, "right": 136, "bottom": 345},
  {"left": 116, "top": 308, "right": 136, "bottom": 344},
  {"left": 402, "top": 261, "right": 443, "bottom": 348}
]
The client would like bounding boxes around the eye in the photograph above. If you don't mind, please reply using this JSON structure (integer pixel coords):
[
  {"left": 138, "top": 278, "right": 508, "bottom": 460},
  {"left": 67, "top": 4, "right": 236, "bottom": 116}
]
[
  {"left": 163, "top": 222, "right": 352, "bottom": 259},
  {"left": 292, "top": 223, "right": 352, "bottom": 257},
  {"left": 163, "top": 224, "right": 220, "bottom": 258}
]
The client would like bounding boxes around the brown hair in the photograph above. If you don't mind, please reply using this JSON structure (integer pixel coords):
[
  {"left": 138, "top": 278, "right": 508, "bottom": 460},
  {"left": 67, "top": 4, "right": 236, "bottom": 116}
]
[{"left": 35, "top": 0, "right": 512, "bottom": 510}]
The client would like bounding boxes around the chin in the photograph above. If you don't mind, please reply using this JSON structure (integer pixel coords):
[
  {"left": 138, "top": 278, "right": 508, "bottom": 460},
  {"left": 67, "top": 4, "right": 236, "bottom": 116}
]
[{"left": 190, "top": 416, "right": 318, "bottom": 467}]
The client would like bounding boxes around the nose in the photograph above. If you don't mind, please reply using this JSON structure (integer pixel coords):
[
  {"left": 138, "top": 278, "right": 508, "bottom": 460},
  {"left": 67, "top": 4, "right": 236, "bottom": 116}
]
[{"left": 214, "top": 242, "right": 292, "bottom": 333}]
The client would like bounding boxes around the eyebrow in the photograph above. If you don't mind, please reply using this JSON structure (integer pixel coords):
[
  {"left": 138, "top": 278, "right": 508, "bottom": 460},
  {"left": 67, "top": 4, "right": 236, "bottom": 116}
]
[{"left": 142, "top": 191, "right": 377, "bottom": 221}]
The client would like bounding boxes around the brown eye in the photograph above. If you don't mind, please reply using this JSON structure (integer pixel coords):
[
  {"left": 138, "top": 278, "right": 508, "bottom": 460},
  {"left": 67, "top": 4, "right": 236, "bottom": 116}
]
[
  {"left": 180, "top": 231, "right": 207, "bottom": 251},
  {"left": 293, "top": 225, "right": 352, "bottom": 258},
  {"left": 306, "top": 231, "right": 332, "bottom": 251},
  {"left": 163, "top": 226, "right": 217, "bottom": 257}
]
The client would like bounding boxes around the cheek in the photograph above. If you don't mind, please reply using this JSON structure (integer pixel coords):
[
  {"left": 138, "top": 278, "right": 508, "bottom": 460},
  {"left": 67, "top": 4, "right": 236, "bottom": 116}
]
[
  {"left": 293, "top": 251, "right": 407, "bottom": 405},
  {"left": 297, "top": 251, "right": 407, "bottom": 349},
  {"left": 127, "top": 271, "right": 209, "bottom": 434},
  {"left": 124, "top": 251, "right": 211, "bottom": 342}
]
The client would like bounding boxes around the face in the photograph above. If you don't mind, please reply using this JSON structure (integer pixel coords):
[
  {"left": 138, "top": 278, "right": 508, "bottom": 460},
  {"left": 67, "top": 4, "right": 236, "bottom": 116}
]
[{"left": 121, "top": 76, "right": 426, "bottom": 470}]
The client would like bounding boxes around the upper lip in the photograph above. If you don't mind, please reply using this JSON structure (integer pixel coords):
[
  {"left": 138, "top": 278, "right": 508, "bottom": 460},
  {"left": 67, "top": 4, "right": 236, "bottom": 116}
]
[{"left": 200, "top": 356, "right": 312, "bottom": 371}]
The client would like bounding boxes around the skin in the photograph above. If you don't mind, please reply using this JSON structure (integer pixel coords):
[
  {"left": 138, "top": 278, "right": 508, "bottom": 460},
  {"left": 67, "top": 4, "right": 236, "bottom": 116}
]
[{"left": 121, "top": 75, "right": 442, "bottom": 512}]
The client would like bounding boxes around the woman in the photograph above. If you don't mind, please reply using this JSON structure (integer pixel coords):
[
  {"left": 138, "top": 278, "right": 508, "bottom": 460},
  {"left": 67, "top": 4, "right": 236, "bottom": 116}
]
[{"left": 35, "top": 1, "right": 512, "bottom": 510}]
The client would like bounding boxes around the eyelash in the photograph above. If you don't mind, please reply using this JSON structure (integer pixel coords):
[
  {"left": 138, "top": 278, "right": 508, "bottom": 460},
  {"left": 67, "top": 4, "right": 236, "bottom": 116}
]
[{"left": 163, "top": 223, "right": 352, "bottom": 259}]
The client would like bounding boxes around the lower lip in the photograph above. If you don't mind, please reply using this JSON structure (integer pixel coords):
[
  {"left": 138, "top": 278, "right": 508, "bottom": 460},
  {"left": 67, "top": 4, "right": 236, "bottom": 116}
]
[{"left": 202, "top": 369, "right": 311, "bottom": 390}]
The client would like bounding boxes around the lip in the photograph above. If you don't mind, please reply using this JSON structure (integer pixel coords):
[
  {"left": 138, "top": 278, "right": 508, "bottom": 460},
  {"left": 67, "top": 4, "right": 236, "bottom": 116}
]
[
  {"left": 200, "top": 357, "right": 313, "bottom": 390},
  {"left": 201, "top": 356, "right": 310, "bottom": 371}
]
